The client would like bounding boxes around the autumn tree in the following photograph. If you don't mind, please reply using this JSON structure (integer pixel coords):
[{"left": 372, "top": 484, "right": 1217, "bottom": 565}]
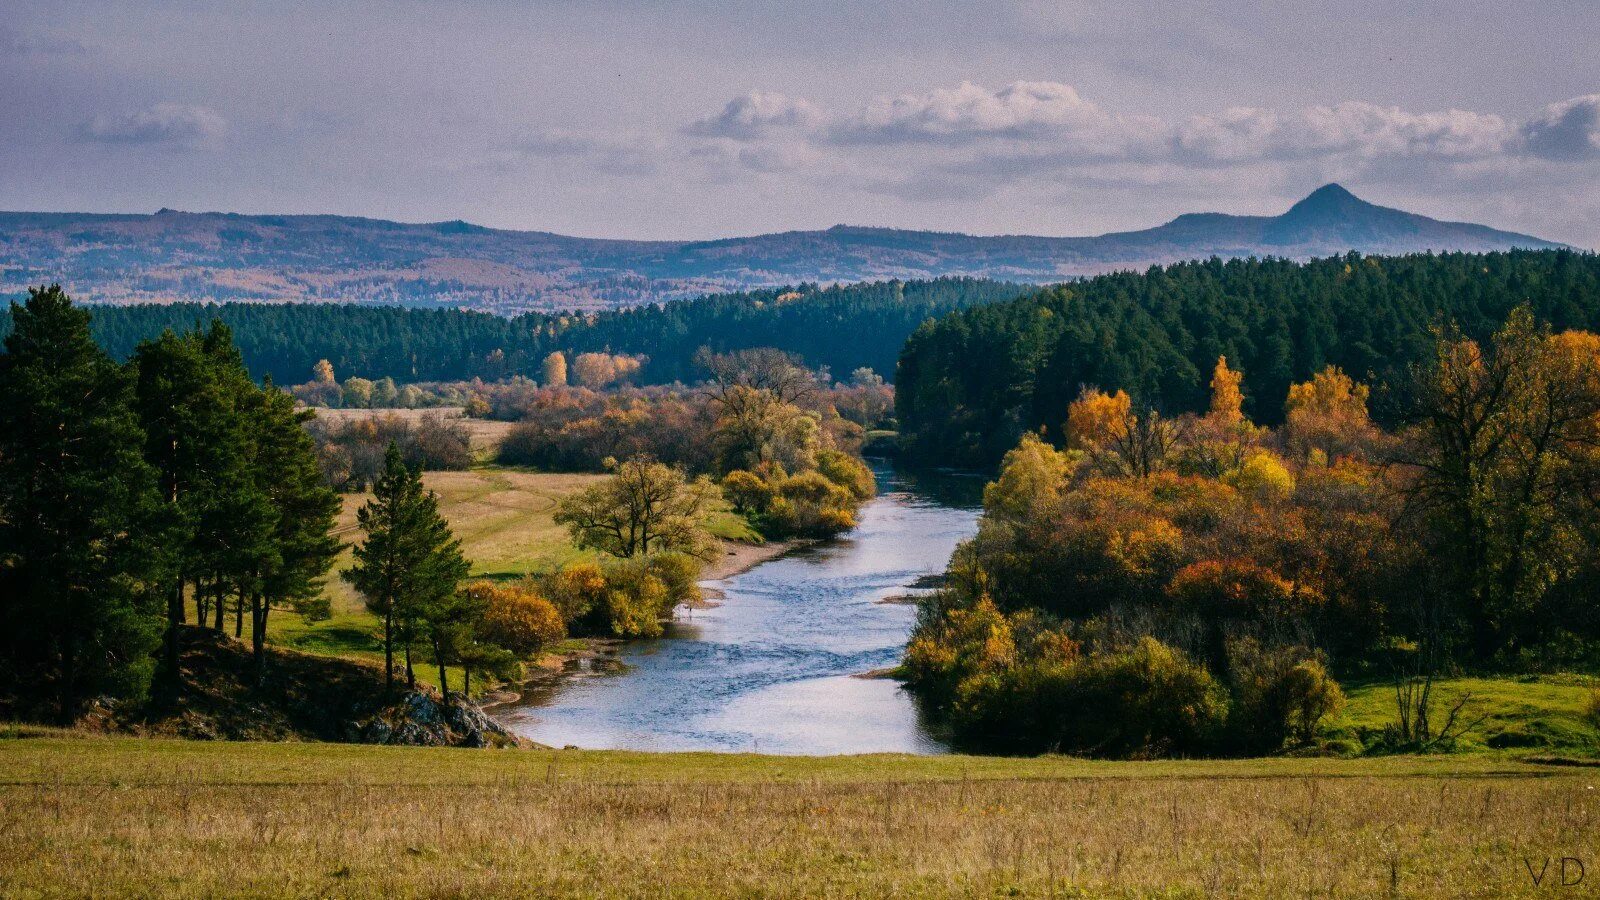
[
  {"left": 0, "top": 286, "right": 163, "bottom": 719},
  {"left": 1067, "top": 386, "right": 1179, "bottom": 478},
  {"left": 1283, "top": 365, "right": 1377, "bottom": 463},
  {"left": 554, "top": 457, "right": 719, "bottom": 559},
  {"left": 541, "top": 351, "right": 568, "bottom": 387},
  {"left": 1400, "top": 308, "right": 1600, "bottom": 658},
  {"left": 312, "top": 358, "right": 336, "bottom": 383}
]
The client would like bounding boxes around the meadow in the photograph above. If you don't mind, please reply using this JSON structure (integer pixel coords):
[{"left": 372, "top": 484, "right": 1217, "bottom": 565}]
[
  {"left": 3, "top": 730, "right": 1595, "bottom": 898},
  {"left": 267, "top": 460, "right": 762, "bottom": 692}
]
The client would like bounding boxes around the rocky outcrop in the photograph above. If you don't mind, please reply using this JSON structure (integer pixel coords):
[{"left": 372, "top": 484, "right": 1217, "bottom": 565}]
[
  {"left": 348, "top": 690, "right": 520, "bottom": 748},
  {"left": 93, "top": 626, "right": 526, "bottom": 749}
]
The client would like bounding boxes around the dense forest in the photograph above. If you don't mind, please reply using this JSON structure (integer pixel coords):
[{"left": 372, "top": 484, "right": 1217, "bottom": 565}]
[
  {"left": 896, "top": 250, "right": 1600, "bottom": 466},
  {"left": 0, "top": 277, "right": 1026, "bottom": 387},
  {"left": 907, "top": 315, "right": 1600, "bottom": 756}
]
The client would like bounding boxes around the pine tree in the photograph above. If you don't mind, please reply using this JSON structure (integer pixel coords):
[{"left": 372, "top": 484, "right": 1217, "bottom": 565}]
[
  {"left": 343, "top": 443, "right": 470, "bottom": 694},
  {"left": 0, "top": 286, "right": 162, "bottom": 719},
  {"left": 248, "top": 382, "right": 343, "bottom": 683},
  {"left": 132, "top": 321, "right": 276, "bottom": 680}
]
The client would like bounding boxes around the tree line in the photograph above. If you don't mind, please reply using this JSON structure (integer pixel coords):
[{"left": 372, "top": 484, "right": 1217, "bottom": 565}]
[
  {"left": 905, "top": 310, "right": 1600, "bottom": 756},
  {"left": 0, "top": 286, "right": 342, "bottom": 718},
  {"left": 0, "top": 286, "right": 884, "bottom": 721},
  {"left": 896, "top": 249, "right": 1600, "bottom": 467},
  {"left": 1, "top": 277, "right": 1026, "bottom": 387}
]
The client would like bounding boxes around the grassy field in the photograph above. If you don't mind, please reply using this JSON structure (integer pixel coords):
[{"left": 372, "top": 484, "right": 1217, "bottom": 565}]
[
  {"left": 265, "top": 467, "right": 605, "bottom": 688},
  {"left": 1339, "top": 674, "right": 1600, "bottom": 754},
  {"left": 267, "top": 463, "right": 760, "bottom": 692},
  {"left": 3, "top": 731, "right": 1597, "bottom": 898}
]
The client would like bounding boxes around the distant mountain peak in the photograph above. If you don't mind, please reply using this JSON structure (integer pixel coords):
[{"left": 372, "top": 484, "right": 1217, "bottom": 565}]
[{"left": 1280, "top": 183, "right": 1373, "bottom": 221}]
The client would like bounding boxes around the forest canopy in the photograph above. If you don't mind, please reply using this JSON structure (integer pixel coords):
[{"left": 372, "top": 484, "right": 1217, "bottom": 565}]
[
  {"left": 0, "top": 277, "right": 1026, "bottom": 387},
  {"left": 895, "top": 250, "right": 1600, "bottom": 466}
]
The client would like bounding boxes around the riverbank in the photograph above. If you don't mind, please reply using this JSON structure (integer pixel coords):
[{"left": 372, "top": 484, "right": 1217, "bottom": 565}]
[
  {"left": 1, "top": 732, "right": 1584, "bottom": 898},
  {"left": 695, "top": 536, "right": 804, "bottom": 606}
]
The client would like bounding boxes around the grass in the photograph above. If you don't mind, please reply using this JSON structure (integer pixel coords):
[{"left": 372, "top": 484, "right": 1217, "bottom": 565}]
[
  {"left": 2, "top": 733, "right": 1596, "bottom": 897},
  {"left": 258, "top": 466, "right": 605, "bottom": 691},
  {"left": 1339, "top": 674, "right": 1600, "bottom": 753}
]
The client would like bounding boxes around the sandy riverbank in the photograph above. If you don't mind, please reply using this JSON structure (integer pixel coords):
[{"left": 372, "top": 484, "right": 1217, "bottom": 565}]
[{"left": 691, "top": 538, "right": 803, "bottom": 606}]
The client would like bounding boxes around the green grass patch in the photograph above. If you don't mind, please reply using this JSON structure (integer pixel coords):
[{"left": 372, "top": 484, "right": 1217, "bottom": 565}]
[{"left": 1338, "top": 674, "right": 1600, "bottom": 754}]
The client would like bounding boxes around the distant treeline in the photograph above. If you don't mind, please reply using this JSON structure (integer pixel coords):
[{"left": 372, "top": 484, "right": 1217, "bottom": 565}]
[
  {"left": 896, "top": 250, "right": 1600, "bottom": 466},
  {"left": 0, "top": 277, "right": 1026, "bottom": 386}
]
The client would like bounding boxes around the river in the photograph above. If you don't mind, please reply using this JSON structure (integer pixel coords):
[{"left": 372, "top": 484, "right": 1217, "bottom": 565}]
[{"left": 495, "top": 462, "right": 982, "bottom": 754}]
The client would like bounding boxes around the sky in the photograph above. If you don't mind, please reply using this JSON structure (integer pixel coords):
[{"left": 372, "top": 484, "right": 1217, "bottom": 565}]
[{"left": 2, "top": 0, "right": 1598, "bottom": 246}]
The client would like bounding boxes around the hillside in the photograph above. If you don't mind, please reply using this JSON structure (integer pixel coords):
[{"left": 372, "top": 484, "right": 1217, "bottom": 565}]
[
  {"left": 896, "top": 248, "right": 1600, "bottom": 466},
  {"left": 0, "top": 185, "right": 1562, "bottom": 313},
  {"left": 10, "top": 278, "right": 1026, "bottom": 385}
]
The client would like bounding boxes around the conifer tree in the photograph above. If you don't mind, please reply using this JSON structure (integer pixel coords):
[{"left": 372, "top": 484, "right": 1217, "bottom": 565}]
[
  {"left": 0, "top": 286, "right": 162, "bottom": 718},
  {"left": 343, "top": 443, "right": 470, "bottom": 694},
  {"left": 247, "top": 382, "right": 343, "bottom": 683}
]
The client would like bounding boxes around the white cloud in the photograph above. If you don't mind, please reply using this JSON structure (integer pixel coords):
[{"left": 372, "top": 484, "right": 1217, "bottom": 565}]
[
  {"left": 1521, "top": 95, "right": 1600, "bottom": 161},
  {"left": 836, "top": 81, "right": 1130, "bottom": 144},
  {"left": 687, "top": 91, "right": 823, "bottom": 140},
  {"left": 77, "top": 103, "right": 227, "bottom": 147}
]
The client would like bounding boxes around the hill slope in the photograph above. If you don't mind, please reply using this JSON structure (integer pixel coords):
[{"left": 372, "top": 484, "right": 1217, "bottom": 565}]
[{"left": 0, "top": 185, "right": 1562, "bottom": 313}]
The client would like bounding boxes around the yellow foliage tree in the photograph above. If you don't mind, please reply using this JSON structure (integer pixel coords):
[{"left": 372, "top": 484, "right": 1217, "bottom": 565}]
[
  {"left": 541, "top": 351, "right": 568, "bottom": 387},
  {"left": 1066, "top": 387, "right": 1131, "bottom": 450},
  {"left": 1208, "top": 355, "right": 1245, "bottom": 425}
]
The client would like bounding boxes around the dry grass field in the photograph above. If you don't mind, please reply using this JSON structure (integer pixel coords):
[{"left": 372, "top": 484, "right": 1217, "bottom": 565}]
[
  {"left": 2, "top": 731, "right": 1595, "bottom": 898},
  {"left": 307, "top": 406, "right": 517, "bottom": 456}
]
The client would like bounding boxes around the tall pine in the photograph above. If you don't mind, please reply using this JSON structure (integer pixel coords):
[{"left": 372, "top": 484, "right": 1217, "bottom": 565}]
[
  {"left": 0, "top": 286, "right": 162, "bottom": 719},
  {"left": 343, "top": 443, "right": 469, "bottom": 694}
]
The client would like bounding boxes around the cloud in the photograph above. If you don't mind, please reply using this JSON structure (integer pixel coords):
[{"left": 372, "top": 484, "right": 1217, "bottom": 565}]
[
  {"left": 77, "top": 103, "right": 227, "bottom": 147},
  {"left": 676, "top": 82, "right": 1600, "bottom": 200},
  {"left": 1175, "top": 102, "right": 1511, "bottom": 163},
  {"left": 687, "top": 91, "right": 822, "bottom": 140},
  {"left": 1521, "top": 95, "right": 1600, "bottom": 161},
  {"left": 833, "top": 80, "right": 1142, "bottom": 146}
]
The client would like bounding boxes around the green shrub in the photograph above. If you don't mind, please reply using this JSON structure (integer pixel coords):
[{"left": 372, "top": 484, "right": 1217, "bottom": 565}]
[
  {"left": 815, "top": 449, "right": 876, "bottom": 501},
  {"left": 1226, "top": 641, "right": 1346, "bottom": 752},
  {"left": 950, "top": 636, "right": 1227, "bottom": 758}
]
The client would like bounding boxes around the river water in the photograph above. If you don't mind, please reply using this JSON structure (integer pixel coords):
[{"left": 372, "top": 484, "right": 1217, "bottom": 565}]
[{"left": 495, "top": 462, "right": 982, "bottom": 754}]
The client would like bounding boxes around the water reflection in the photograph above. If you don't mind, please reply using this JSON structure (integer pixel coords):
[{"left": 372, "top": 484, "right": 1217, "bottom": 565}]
[{"left": 494, "top": 461, "right": 981, "bottom": 754}]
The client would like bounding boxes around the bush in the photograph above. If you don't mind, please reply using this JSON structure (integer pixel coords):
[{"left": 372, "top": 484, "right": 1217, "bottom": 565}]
[
  {"left": 949, "top": 636, "right": 1227, "bottom": 757},
  {"left": 470, "top": 581, "right": 566, "bottom": 655},
  {"left": 815, "top": 449, "right": 876, "bottom": 501},
  {"left": 1226, "top": 640, "right": 1346, "bottom": 752},
  {"left": 721, "top": 470, "right": 773, "bottom": 514},
  {"left": 543, "top": 561, "right": 609, "bottom": 628},
  {"left": 599, "top": 559, "right": 672, "bottom": 639}
]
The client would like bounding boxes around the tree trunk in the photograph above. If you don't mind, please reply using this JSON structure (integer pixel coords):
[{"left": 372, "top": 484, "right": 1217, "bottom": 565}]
[
  {"left": 234, "top": 591, "right": 243, "bottom": 638},
  {"left": 463, "top": 666, "right": 470, "bottom": 698},
  {"left": 435, "top": 637, "right": 450, "bottom": 703},
  {"left": 383, "top": 603, "right": 394, "bottom": 694},
  {"left": 212, "top": 582, "right": 225, "bottom": 631},
  {"left": 405, "top": 643, "right": 415, "bottom": 690},
  {"left": 163, "top": 579, "right": 185, "bottom": 684},
  {"left": 251, "top": 593, "right": 267, "bottom": 687}
]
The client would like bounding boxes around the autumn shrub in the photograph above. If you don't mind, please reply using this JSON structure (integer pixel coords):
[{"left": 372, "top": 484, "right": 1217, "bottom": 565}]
[
  {"left": 468, "top": 581, "right": 566, "bottom": 656},
  {"left": 598, "top": 559, "right": 672, "bottom": 639},
  {"left": 814, "top": 449, "right": 876, "bottom": 501},
  {"left": 720, "top": 469, "right": 774, "bottom": 514},
  {"left": 543, "top": 561, "right": 609, "bottom": 628}
]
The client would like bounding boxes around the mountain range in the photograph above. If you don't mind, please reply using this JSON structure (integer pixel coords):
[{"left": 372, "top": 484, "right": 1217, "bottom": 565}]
[{"left": 0, "top": 184, "right": 1565, "bottom": 313}]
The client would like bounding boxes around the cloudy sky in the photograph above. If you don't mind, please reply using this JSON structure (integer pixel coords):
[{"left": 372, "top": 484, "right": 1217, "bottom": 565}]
[{"left": 2, "top": 0, "right": 1598, "bottom": 246}]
